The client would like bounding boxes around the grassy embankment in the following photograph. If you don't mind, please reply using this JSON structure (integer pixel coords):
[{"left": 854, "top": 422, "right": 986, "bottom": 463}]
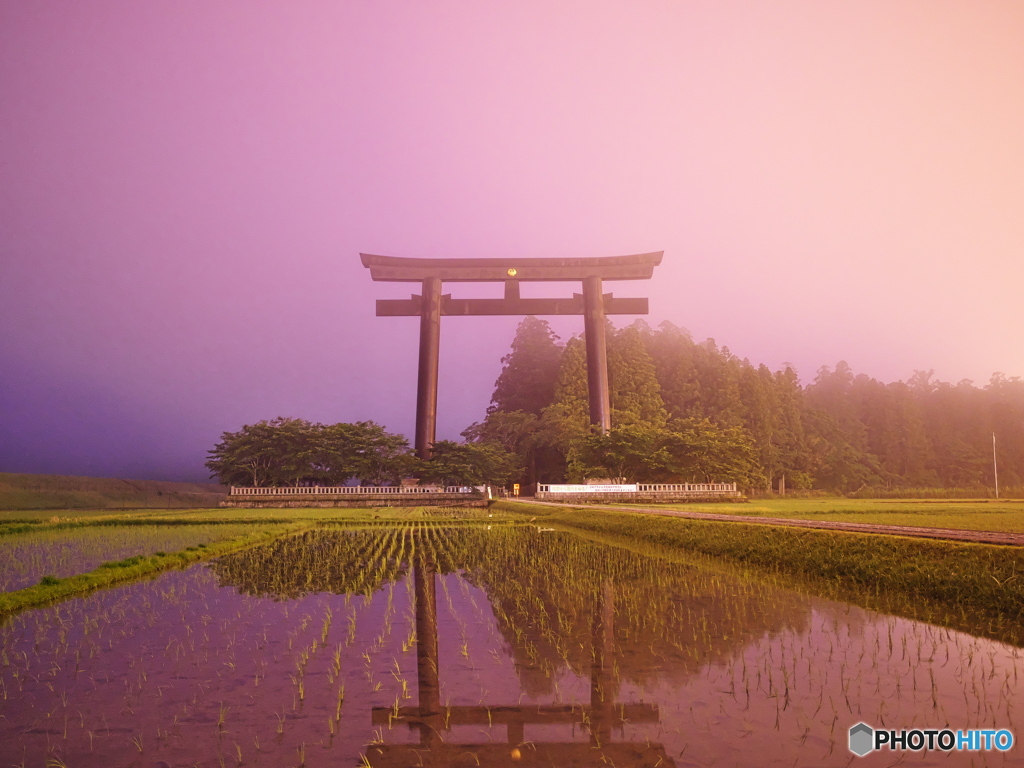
[
  {"left": 0, "top": 522, "right": 309, "bottom": 616},
  {"left": 496, "top": 499, "right": 1024, "bottom": 644},
  {"left": 844, "top": 486, "right": 1024, "bottom": 499},
  {"left": 0, "top": 503, "right": 504, "bottom": 524},
  {"left": 621, "top": 497, "right": 1024, "bottom": 533},
  {"left": 0, "top": 471, "right": 227, "bottom": 511}
]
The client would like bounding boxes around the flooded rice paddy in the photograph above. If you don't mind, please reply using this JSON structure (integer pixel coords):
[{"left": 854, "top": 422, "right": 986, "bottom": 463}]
[
  {"left": 0, "top": 524, "right": 274, "bottom": 592},
  {"left": 0, "top": 525, "right": 1020, "bottom": 767}
]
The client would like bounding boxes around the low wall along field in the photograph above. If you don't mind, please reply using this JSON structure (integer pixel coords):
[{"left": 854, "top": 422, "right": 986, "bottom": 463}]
[
  {"left": 221, "top": 496, "right": 488, "bottom": 508},
  {"left": 222, "top": 485, "right": 490, "bottom": 508},
  {"left": 535, "top": 482, "right": 743, "bottom": 503}
]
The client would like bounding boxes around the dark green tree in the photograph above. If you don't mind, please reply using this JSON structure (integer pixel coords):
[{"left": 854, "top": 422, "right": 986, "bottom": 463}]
[
  {"left": 420, "top": 441, "right": 522, "bottom": 487},
  {"left": 609, "top": 323, "right": 668, "bottom": 427},
  {"left": 641, "top": 321, "right": 703, "bottom": 422},
  {"left": 664, "top": 418, "right": 763, "bottom": 487},
  {"left": 579, "top": 424, "right": 671, "bottom": 482},
  {"left": 461, "top": 410, "right": 551, "bottom": 486},
  {"left": 539, "top": 336, "right": 592, "bottom": 481},
  {"left": 206, "top": 419, "right": 414, "bottom": 487},
  {"left": 474, "top": 317, "right": 1024, "bottom": 492},
  {"left": 317, "top": 421, "right": 415, "bottom": 486},
  {"left": 463, "top": 410, "right": 540, "bottom": 453},
  {"left": 206, "top": 418, "right": 291, "bottom": 487},
  {"left": 489, "top": 317, "right": 563, "bottom": 415}
]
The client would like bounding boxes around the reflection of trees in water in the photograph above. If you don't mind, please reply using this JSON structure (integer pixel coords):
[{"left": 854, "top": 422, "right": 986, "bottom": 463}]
[
  {"left": 457, "top": 529, "right": 812, "bottom": 697},
  {"left": 210, "top": 525, "right": 811, "bottom": 694}
]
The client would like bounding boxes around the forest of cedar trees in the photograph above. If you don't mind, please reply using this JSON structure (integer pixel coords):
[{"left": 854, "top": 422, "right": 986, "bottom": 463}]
[{"left": 464, "top": 317, "right": 1024, "bottom": 494}]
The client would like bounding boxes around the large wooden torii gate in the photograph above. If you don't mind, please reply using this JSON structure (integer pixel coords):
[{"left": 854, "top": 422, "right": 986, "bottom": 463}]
[{"left": 361, "top": 252, "right": 663, "bottom": 459}]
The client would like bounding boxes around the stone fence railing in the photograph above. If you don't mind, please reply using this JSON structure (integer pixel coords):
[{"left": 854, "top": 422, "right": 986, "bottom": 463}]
[
  {"left": 229, "top": 485, "right": 481, "bottom": 496},
  {"left": 537, "top": 483, "right": 737, "bottom": 494},
  {"left": 535, "top": 482, "right": 740, "bottom": 500},
  {"left": 639, "top": 482, "right": 737, "bottom": 493}
]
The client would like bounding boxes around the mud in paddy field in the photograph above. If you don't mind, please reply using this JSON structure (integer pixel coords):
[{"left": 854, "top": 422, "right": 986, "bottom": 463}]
[{"left": 0, "top": 525, "right": 1020, "bottom": 767}]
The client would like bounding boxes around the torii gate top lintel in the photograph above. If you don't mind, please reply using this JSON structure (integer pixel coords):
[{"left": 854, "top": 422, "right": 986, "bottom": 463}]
[{"left": 360, "top": 251, "right": 663, "bottom": 282}]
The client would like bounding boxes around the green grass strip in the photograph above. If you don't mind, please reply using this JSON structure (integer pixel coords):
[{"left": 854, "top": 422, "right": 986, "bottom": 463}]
[
  {"left": 618, "top": 498, "right": 1024, "bottom": 534},
  {"left": 0, "top": 522, "right": 310, "bottom": 616},
  {"left": 496, "top": 500, "right": 1024, "bottom": 644},
  {"left": 0, "top": 516, "right": 306, "bottom": 538}
]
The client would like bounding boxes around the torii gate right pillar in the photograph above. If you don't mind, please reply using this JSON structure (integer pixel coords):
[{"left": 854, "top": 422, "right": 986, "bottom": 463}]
[{"left": 582, "top": 275, "right": 612, "bottom": 433}]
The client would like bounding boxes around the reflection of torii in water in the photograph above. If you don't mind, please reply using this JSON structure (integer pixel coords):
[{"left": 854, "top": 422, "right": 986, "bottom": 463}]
[{"left": 366, "top": 539, "right": 676, "bottom": 767}]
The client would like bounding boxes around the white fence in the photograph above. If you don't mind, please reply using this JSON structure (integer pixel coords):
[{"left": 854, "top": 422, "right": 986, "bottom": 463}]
[
  {"left": 537, "top": 483, "right": 737, "bottom": 494},
  {"left": 637, "top": 483, "right": 737, "bottom": 493},
  {"left": 229, "top": 485, "right": 483, "bottom": 496}
]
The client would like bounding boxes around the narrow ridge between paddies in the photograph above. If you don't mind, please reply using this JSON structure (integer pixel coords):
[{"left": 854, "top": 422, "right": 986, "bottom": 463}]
[
  {"left": 0, "top": 522, "right": 309, "bottom": 616},
  {"left": 515, "top": 499, "right": 1024, "bottom": 546}
]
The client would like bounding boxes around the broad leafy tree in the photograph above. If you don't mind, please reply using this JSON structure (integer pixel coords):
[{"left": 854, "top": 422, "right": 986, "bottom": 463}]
[
  {"left": 206, "top": 418, "right": 413, "bottom": 487},
  {"left": 664, "top": 418, "right": 763, "bottom": 486},
  {"left": 206, "top": 418, "right": 291, "bottom": 487},
  {"left": 579, "top": 424, "right": 672, "bottom": 483},
  {"left": 419, "top": 441, "right": 522, "bottom": 488}
]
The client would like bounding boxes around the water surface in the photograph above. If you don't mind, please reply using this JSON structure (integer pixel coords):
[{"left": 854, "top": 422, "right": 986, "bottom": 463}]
[{"left": 0, "top": 525, "right": 1019, "bottom": 766}]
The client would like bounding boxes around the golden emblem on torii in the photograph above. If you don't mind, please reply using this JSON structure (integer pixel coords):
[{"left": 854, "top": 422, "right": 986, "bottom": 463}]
[{"left": 360, "top": 252, "right": 664, "bottom": 459}]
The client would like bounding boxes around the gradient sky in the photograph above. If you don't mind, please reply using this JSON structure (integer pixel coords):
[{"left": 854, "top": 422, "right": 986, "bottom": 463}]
[{"left": 2, "top": 1, "right": 1023, "bottom": 481}]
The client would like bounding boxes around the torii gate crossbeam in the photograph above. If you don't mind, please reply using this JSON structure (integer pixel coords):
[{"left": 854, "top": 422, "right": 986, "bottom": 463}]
[{"left": 361, "top": 252, "right": 663, "bottom": 459}]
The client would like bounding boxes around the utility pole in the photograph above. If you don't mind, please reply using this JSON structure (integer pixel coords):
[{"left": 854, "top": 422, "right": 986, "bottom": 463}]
[{"left": 993, "top": 432, "right": 999, "bottom": 499}]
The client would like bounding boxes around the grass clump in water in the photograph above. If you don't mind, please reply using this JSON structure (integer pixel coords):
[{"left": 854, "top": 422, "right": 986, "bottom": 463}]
[{"left": 99, "top": 555, "right": 146, "bottom": 569}]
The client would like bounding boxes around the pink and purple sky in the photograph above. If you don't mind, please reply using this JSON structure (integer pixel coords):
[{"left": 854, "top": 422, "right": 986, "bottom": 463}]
[{"left": 2, "top": 2, "right": 1023, "bottom": 481}]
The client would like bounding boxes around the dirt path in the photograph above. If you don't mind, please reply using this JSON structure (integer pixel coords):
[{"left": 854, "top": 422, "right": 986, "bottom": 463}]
[{"left": 521, "top": 500, "right": 1024, "bottom": 547}]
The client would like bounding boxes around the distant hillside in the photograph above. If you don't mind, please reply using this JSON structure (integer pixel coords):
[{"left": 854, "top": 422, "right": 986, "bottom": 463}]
[{"left": 0, "top": 472, "right": 227, "bottom": 511}]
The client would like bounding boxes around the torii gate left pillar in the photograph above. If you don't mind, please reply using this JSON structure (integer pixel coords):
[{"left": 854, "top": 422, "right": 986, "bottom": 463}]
[
  {"left": 361, "top": 252, "right": 663, "bottom": 459},
  {"left": 415, "top": 276, "right": 443, "bottom": 457}
]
